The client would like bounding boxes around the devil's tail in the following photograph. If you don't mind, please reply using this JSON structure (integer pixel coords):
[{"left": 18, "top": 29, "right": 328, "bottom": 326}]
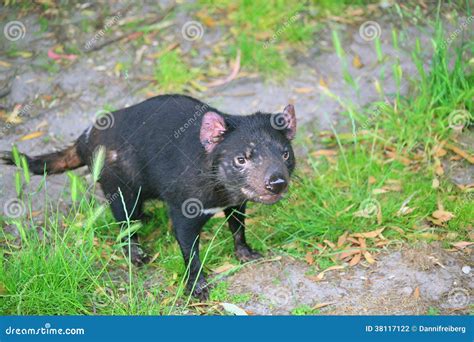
[{"left": 1, "top": 143, "right": 84, "bottom": 175}]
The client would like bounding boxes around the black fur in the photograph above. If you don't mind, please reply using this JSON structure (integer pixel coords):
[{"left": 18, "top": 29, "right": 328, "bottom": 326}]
[{"left": 2, "top": 94, "right": 297, "bottom": 299}]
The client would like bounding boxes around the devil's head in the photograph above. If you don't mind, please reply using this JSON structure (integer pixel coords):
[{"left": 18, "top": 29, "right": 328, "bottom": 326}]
[{"left": 200, "top": 105, "right": 296, "bottom": 204}]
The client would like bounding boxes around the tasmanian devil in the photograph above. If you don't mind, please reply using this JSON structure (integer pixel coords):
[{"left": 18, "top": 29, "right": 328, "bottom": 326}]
[{"left": 1, "top": 94, "right": 297, "bottom": 299}]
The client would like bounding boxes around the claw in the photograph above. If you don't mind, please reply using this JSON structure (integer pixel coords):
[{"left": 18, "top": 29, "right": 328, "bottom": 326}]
[{"left": 235, "top": 245, "right": 263, "bottom": 263}]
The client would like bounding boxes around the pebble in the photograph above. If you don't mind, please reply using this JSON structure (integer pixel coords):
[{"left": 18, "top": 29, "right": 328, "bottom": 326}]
[
  {"left": 461, "top": 265, "right": 471, "bottom": 274},
  {"left": 400, "top": 286, "right": 413, "bottom": 296}
]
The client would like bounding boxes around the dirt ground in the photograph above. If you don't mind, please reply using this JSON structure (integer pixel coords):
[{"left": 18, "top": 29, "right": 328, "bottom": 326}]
[
  {"left": 226, "top": 244, "right": 472, "bottom": 315},
  {"left": 0, "top": 3, "right": 472, "bottom": 315}
]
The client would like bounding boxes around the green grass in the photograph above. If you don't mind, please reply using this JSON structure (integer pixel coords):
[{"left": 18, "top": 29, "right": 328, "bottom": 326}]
[
  {"left": 154, "top": 51, "right": 198, "bottom": 92},
  {"left": 291, "top": 305, "right": 320, "bottom": 315},
  {"left": 1, "top": 3, "right": 473, "bottom": 315},
  {"left": 198, "top": 0, "right": 317, "bottom": 77},
  {"left": 209, "top": 282, "right": 251, "bottom": 304}
]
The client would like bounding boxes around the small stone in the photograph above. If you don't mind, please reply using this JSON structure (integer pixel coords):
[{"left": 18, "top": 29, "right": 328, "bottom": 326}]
[
  {"left": 462, "top": 266, "right": 471, "bottom": 274},
  {"left": 400, "top": 286, "right": 413, "bottom": 296}
]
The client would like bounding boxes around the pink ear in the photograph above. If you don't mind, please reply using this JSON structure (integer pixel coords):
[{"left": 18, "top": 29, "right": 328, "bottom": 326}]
[
  {"left": 283, "top": 104, "right": 297, "bottom": 140},
  {"left": 200, "top": 112, "right": 227, "bottom": 153}
]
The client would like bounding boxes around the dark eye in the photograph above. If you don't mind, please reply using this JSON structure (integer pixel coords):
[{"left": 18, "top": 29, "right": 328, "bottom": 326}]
[
  {"left": 282, "top": 151, "right": 290, "bottom": 160},
  {"left": 234, "top": 156, "right": 247, "bottom": 166}
]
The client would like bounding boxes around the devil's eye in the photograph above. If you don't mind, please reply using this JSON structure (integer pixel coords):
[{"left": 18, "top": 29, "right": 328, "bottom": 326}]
[
  {"left": 235, "top": 156, "right": 247, "bottom": 166},
  {"left": 282, "top": 151, "right": 290, "bottom": 160}
]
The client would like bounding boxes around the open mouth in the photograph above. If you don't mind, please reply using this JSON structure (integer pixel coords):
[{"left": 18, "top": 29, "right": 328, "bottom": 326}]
[{"left": 241, "top": 188, "right": 285, "bottom": 204}]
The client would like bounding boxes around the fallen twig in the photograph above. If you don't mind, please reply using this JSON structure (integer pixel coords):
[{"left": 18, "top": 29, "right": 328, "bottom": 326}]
[{"left": 85, "top": 4, "right": 176, "bottom": 53}]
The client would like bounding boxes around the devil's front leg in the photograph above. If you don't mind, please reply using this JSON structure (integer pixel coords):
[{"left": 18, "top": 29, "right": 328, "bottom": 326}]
[
  {"left": 224, "top": 203, "right": 263, "bottom": 262},
  {"left": 169, "top": 206, "right": 211, "bottom": 300}
]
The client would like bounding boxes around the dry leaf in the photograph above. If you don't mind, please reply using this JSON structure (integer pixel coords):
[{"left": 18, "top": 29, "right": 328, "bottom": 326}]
[
  {"left": 349, "top": 253, "right": 361, "bottom": 266},
  {"left": 375, "top": 240, "right": 389, "bottom": 247},
  {"left": 432, "top": 209, "right": 454, "bottom": 223},
  {"left": 368, "top": 176, "right": 376, "bottom": 184},
  {"left": 19, "top": 131, "right": 45, "bottom": 141},
  {"left": 196, "top": 12, "right": 217, "bottom": 27},
  {"left": 319, "top": 77, "right": 328, "bottom": 88},
  {"left": 213, "top": 263, "right": 236, "bottom": 274},
  {"left": 432, "top": 142, "right": 447, "bottom": 157},
  {"left": 372, "top": 188, "right": 389, "bottom": 195},
  {"left": 352, "top": 228, "right": 385, "bottom": 239},
  {"left": 398, "top": 206, "right": 415, "bottom": 216},
  {"left": 413, "top": 286, "right": 420, "bottom": 299},
  {"left": 445, "top": 143, "right": 474, "bottom": 164},
  {"left": 352, "top": 54, "right": 363, "bottom": 68},
  {"left": 148, "top": 252, "right": 161, "bottom": 264},
  {"left": 220, "top": 303, "right": 248, "bottom": 316},
  {"left": 435, "top": 164, "right": 444, "bottom": 176},
  {"left": 451, "top": 241, "right": 474, "bottom": 250},
  {"left": 337, "top": 231, "right": 348, "bottom": 248},
  {"left": 384, "top": 150, "right": 411, "bottom": 166},
  {"left": 312, "top": 302, "right": 336, "bottom": 310},
  {"left": 311, "top": 149, "right": 337, "bottom": 157},
  {"left": 324, "top": 240, "right": 336, "bottom": 249},
  {"left": 432, "top": 178, "right": 440, "bottom": 189},
  {"left": 310, "top": 265, "right": 345, "bottom": 282},
  {"left": 305, "top": 252, "right": 314, "bottom": 265},
  {"left": 339, "top": 248, "right": 362, "bottom": 260},
  {"left": 294, "top": 87, "right": 314, "bottom": 94},
  {"left": 0, "top": 60, "right": 12, "bottom": 68},
  {"left": 6, "top": 105, "right": 23, "bottom": 124},
  {"left": 347, "top": 237, "right": 360, "bottom": 245},
  {"left": 363, "top": 251, "right": 376, "bottom": 264},
  {"left": 385, "top": 180, "right": 402, "bottom": 191}
]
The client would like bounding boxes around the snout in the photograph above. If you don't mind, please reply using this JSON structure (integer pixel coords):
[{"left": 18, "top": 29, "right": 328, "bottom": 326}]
[{"left": 265, "top": 173, "right": 288, "bottom": 194}]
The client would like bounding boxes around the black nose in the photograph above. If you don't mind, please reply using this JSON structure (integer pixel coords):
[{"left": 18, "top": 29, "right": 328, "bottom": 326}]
[{"left": 265, "top": 174, "right": 288, "bottom": 194}]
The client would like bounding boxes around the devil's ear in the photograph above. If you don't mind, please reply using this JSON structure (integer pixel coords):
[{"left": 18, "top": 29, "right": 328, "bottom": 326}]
[
  {"left": 282, "top": 104, "right": 297, "bottom": 140},
  {"left": 200, "top": 112, "right": 227, "bottom": 153}
]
